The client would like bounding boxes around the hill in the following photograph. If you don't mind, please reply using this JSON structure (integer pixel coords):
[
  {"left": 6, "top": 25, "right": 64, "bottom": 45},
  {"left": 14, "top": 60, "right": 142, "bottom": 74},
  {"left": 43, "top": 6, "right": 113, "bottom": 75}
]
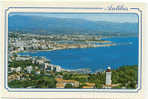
[{"left": 8, "top": 15, "right": 138, "bottom": 35}]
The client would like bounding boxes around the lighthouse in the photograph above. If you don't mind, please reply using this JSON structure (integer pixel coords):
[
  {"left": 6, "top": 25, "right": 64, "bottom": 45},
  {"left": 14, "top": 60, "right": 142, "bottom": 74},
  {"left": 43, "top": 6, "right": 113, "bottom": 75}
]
[{"left": 105, "top": 66, "right": 112, "bottom": 87}]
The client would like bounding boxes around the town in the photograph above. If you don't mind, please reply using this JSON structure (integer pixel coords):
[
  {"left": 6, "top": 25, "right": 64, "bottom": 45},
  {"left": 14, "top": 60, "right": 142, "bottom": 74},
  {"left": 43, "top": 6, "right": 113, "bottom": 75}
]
[
  {"left": 8, "top": 54, "right": 99, "bottom": 88},
  {"left": 8, "top": 32, "right": 137, "bottom": 89},
  {"left": 8, "top": 32, "right": 110, "bottom": 88},
  {"left": 8, "top": 54, "right": 138, "bottom": 89},
  {"left": 8, "top": 32, "right": 115, "bottom": 53}
]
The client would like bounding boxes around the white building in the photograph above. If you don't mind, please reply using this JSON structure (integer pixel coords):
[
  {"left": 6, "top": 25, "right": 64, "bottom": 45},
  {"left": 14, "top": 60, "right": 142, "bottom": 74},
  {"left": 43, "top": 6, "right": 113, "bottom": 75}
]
[
  {"left": 55, "top": 65, "right": 62, "bottom": 72},
  {"left": 50, "top": 65, "right": 54, "bottom": 71},
  {"left": 44, "top": 63, "right": 49, "bottom": 69},
  {"left": 41, "top": 45, "right": 48, "bottom": 50},
  {"left": 10, "top": 67, "right": 16, "bottom": 72},
  {"left": 106, "top": 66, "right": 112, "bottom": 86},
  {"left": 18, "top": 46, "right": 24, "bottom": 51},
  {"left": 16, "top": 56, "right": 30, "bottom": 61},
  {"left": 36, "top": 59, "right": 44, "bottom": 64},
  {"left": 16, "top": 67, "right": 21, "bottom": 72},
  {"left": 15, "top": 41, "right": 24, "bottom": 47},
  {"left": 26, "top": 66, "right": 33, "bottom": 73}
]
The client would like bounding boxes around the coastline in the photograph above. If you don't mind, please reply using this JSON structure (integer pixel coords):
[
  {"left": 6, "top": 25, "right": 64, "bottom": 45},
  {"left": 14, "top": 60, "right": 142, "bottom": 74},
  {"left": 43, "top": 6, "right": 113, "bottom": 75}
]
[
  {"left": 15, "top": 37, "right": 138, "bottom": 73},
  {"left": 17, "top": 43, "right": 116, "bottom": 53}
]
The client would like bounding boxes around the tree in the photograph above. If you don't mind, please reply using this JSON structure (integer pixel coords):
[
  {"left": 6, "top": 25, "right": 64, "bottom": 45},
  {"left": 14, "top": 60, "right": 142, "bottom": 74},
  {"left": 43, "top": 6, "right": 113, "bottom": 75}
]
[
  {"left": 65, "top": 83, "right": 73, "bottom": 88},
  {"left": 36, "top": 76, "right": 56, "bottom": 88}
]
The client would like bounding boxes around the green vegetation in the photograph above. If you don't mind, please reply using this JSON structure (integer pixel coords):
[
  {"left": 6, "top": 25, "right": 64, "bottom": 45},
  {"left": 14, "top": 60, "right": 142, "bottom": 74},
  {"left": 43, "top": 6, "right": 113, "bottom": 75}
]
[
  {"left": 62, "top": 65, "right": 138, "bottom": 89},
  {"left": 8, "top": 64, "right": 138, "bottom": 89},
  {"left": 8, "top": 75, "right": 56, "bottom": 88},
  {"left": 62, "top": 72, "right": 105, "bottom": 88},
  {"left": 112, "top": 65, "right": 138, "bottom": 89},
  {"left": 65, "top": 84, "right": 73, "bottom": 88},
  {"left": 9, "top": 60, "right": 40, "bottom": 69}
]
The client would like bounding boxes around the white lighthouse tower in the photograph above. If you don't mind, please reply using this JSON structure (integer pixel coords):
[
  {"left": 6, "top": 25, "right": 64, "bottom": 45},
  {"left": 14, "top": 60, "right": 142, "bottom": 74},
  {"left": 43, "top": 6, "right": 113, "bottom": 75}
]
[{"left": 105, "top": 66, "right": 112, "bottom": 87}]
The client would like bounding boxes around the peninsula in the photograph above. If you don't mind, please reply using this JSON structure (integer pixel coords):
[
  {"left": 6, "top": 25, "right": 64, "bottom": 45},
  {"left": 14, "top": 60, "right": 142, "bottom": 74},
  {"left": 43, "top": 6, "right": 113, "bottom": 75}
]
[{"left": 8, "top": 32, "right": 116, "bottom": 53}]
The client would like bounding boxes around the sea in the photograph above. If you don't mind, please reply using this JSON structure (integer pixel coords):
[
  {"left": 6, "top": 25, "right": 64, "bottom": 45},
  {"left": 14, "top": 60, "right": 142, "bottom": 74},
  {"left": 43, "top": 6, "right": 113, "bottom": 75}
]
[{"left": 18, "top": 37, "right": 139, "bottom": 72}]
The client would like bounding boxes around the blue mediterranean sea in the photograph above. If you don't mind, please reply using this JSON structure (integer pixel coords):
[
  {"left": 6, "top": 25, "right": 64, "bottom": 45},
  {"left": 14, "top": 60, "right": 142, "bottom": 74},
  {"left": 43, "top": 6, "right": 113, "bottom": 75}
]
[{"left": 18, "top": 37, "right": 139, "bottom": 72}]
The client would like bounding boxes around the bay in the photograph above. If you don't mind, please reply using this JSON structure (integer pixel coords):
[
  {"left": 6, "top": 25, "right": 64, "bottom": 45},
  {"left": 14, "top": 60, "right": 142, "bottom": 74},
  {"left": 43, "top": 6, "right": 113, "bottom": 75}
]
[{"left": 18, "top": 37, "right": 139, "bottom": 72}]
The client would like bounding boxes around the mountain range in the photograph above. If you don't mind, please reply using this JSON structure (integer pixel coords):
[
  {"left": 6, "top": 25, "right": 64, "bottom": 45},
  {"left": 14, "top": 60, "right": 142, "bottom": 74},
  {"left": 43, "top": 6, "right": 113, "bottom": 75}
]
[{"left": 8, "top": 15, "right": 138, "bottom": 35}]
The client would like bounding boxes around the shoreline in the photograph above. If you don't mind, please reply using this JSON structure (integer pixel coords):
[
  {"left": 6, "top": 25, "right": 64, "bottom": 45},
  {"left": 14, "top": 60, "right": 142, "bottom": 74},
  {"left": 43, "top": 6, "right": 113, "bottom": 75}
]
[
  {"left": 15, "top": 43, "right": 119, "bottom": 73},
  {"left": 14, "top": 40, "right": 137, "bottom": 74},
  {"left": 17, "top": 43, "right": 116, "bottom": 53},
  {"left": 14, "top": 37, "right": 137, "bottom": 73}
]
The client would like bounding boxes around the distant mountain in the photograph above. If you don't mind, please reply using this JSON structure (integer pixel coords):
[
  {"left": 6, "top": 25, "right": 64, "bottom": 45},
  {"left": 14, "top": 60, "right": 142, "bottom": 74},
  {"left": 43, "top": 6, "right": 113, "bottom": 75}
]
[{"left": 8, "top": 15, "right": 138, "bottom": 35}]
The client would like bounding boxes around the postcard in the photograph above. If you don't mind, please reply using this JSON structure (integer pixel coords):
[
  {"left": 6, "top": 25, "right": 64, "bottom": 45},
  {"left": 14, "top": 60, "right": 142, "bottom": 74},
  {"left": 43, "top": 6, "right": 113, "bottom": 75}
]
[{"left": 0, "top": 1, "right": 146, "bottom": 99}]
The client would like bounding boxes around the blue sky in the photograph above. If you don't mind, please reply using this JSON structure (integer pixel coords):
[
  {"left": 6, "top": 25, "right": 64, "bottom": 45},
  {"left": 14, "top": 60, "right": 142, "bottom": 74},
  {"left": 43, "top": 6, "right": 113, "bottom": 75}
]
[{"left": 9, "top": 12, "right": 138, "bottom": 23}]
